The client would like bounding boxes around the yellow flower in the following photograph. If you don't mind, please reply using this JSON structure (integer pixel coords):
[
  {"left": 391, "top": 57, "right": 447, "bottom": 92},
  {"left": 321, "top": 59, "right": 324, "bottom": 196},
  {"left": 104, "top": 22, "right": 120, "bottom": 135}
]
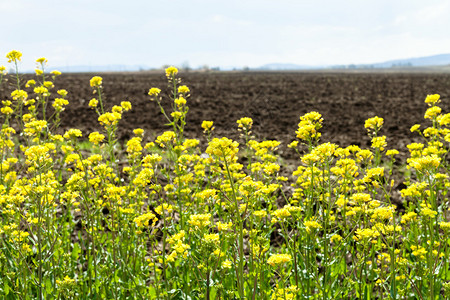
[
  {"left": 134, "top": 212, "right": 158, "bottom": 227},
  {"left": 89, "top": 98, "right": 98, "bottom": 108},
  {"left": 6, "top": 50, "right": 22, "bottom": 63},
  {"left": 155, "top": 203, "right": 173, "bottom": 215},
  {"left": 165, "top": 66, "right": 178, "bottom": 78},
  {"left": 364, "top": 116, "right": 383, "bottom": 132},
  {"left": 133, "top": 128, "right": 144, "bottom": 136},
  {"left": 202, "top": 120, "right": 214, "bottom": 132},
  {"left": 206, "top": 137, "right": 239, "bottom": 162},
  {"left": 178, "top": 85, "right": 190, "bottom": 94},
  {"left": 63, "top": 129, "right": 82, "bottom": 139},
  {"left": 11, "top": 90, "right": 28, "bottom": 101},
  {"left": 1, "top": 107, "right": 13, "bottom": 115},
  {"left": 187, "top": 213, "right": 211, "bottom": 229},
  {"left": 89, "top": 132, "right": 105, "bottom": 145},
  {"left": 217, "top": 221, "right": 233, "bottom": 231},
  {"left": 331, "top": 234, "right": 343, "bottom": 243},
  {"left": 121, "top": 101, "right": 132, "bottom": 111},
  {"left": 371, "top": 136, "right": 387, "bottom": 151},
  {"left": 25, "top": 80, "right": 36, "bottom": 88},
  {"left": 354, "top": 228, "right": 380, "bottom": 241},
  {"left": 174, "top": 97, "right": 187, "bottom": 107},
  {"left": 90, "top": 76, "right": 103, "bottom": 87},
  {"left": 98, "top": 112, "right": 122, "bottom": 126},
  {"left": 424, "top": 106, "right": 442, "bottom": 119},
  {"left": 237, "top": 117, "right": 253, "bottom": 130},
  {"left": 57, "top": 89, "right": 68, "bottom": 97},
  {"left": 35, "top": 69, "right": 43, "bottom": 75},
  {"left": 34, "top": 86, "right": 49, "bottom": 95},
  {"left": 296, "top": 112, "right": 323, "bottom": 142},
  {"left": 421, "top": 207, "right": 437, "bottom": 218},
  {"left": 44, "top": 81, "right": 55, "bottom": 88},
  {"left": 386, "top": 149, "right": 399, "bottom": 156},
  {"left": 410, "top": 124, "right": 420, "bottom": 132},
  {"left": 267, "top": 253, "right": 291, "bottom": 267},
  {"left": 203, "top": 233, "right": 220, "bottom": 244},
  {"left": 51, "top": 70, "right": 62, "bottom": 76},
  {"left": 36, "top": 57, "right": 48, "bottom": 64},
  {"left": 148, "top": 87, "right": 161, "bottom": 97},
  {"left": 52, "top": 98, "right": 69, "bottom": 111},
  {"left": 288, "top": 140, "right": 299, "bottom": 148},
  {"left": 425, "top": 94, "right": 440, "bottom": 105},
  {"left": 304, "top": 218, "right": 322, "bottom": 233},
  {"left": 222, "top": 259, "right": 232, "bottom": 269}
]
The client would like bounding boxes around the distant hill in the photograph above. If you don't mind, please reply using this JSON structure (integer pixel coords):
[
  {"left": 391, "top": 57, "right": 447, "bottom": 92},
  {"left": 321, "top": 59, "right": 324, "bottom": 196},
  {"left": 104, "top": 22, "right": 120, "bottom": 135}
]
[
  {"left": 258, "top": 63, "right": 324, "bottom": 70},
  {"left": 19, "top": 53, "right": 450, "bottom": 73},
  {"left": 371, "top": 54, "right": 450, "bottom": 68},
  {"left": 257, "top": 53, "right": 450, "bottom": 71},
  {"left": 53, "top": 64, "right": 150, "bottom": 73}
]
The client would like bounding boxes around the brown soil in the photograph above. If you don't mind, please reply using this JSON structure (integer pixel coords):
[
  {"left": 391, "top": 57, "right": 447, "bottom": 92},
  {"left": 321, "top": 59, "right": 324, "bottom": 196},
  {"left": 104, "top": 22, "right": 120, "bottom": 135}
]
[{"left": 2, "top": 71, "right": 450, "bottom": 203}]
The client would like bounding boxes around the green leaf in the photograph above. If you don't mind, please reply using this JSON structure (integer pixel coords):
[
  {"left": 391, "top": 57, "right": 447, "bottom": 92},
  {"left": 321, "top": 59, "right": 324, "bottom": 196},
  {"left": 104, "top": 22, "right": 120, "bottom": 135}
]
[
  {"left": 363, "top": 285, "right": 369, "bottom": 300},
  {"left": 4, "top": 282, "right": 9, "bottom": 295},
  {"left": 45, "top": 278, "right": 53, "bottom": 294}
]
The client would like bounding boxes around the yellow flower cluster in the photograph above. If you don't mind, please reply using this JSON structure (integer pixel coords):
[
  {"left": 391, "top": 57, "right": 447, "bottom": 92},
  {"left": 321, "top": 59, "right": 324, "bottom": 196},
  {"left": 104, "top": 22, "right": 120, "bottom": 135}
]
[
  {"left": 271, "top": 285, "right": 298, "bottom": 300},
  {"left": 6, "top": 50, "right": 22, "bottom": 63},
  {"left": 364, "top": 116, "right": 383, "bottom": 133},
  {"left": 295, "top": 111, "right": 322, "bottom": 142},
  {"left": 90, "top": 76, "right": 103, "bottom": 87},
  {"left": 187, "top": 213, "right": 211, "bottom": 229},
  {"left": 64, "top": 129, "right": 82, "bottom": 139},
  {"left": 148, "top": 87, "right": 161, "bottom": 97},
  {"left": 202, "top": 120, "right": 214, "bottom": 132},
  {"left": 98, "top": 112, "right": 122, "bottom": 127},
  {"left": 89, "top": 132, "right": 105, "bottom": 145},
  {"left": 267, "top": 253, "right": 291, "bottom": 266},
  {"left": 425, "top": 94, "right": 440, "bottom": 105},
  {"left": 237, "top": 117, "right": 253, "bottom": 130},
  {"left": 165, "top": 66, "right": 178, "bottom": 78},
  {"left": 206, "top": 137, "right": 239, "bottom": 162},
  {"left": 304, "top": 218, "right": 322, "bottom": 233},
  {"left": 134, "top": 212, "right": 158, "bottom": 227},
  {"left": 155, "top": 131, "right": 176, "bottom": 147}
]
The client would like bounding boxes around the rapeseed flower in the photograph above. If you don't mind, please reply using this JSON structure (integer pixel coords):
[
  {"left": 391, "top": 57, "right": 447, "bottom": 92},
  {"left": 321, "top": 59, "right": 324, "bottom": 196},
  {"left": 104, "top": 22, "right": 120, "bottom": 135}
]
[
  {"left": 89, "top": 132, "right": 105, "bottom": 145},
  {"left": 424, "top": 106, "right": 442, "bottom": 119},
  {"left": 90, "top": 76, "right": 103, "bottom": 87},
  {"left": 6, "top": 50, "right": 22, "bottom": 63},
  {"left": 267, "top": 253, "right": 291, "bottom": 266},
  {"left": 202, "top": 120, "right": 214, "bottom": 132},
  {"left": 63, "top": 129, "right": 82, "bottom": 139},
  {"left": 237, "top": 117, "right": 253, "bottom": 130},
  {"left": 304, "top": 218, "right": 322, "bottom": 233},
  {"left": 165, "top": 66, "right": 178, "bottom": 78},
  {"left": 134, "top": 212, "right": 157, "bottom": 227},
  {"left": 11, "top": 90, "right": 28, "bottom": 101},
  {"left": 188, "top": 213, "right": 211, "bottom": 229},
  {"left": 121, "top": 101, "right": 132, "bottom": 111},
  {"left": 425, "top": 94, "right": 440, "bottom": 105},
  {"left": 371, "top": 136, "right": 387, "bottom": 151},
  {"left": 178, "top": 85, "right": 190, "bottom": 94},
  {"left": 36, "top": 57, "right": 48, "bottom": 64},
  {"left": 410, "top": 124, "right": 420, "bottom": 132},
  {"left": 98, "top": 112, "right": 122, "bottom": 126},
  {"left": 364, "top": 116, "right": 383, "bottom": 133},
  {"left": 89, "top": 98, "right": 98, "bottom": 108}
]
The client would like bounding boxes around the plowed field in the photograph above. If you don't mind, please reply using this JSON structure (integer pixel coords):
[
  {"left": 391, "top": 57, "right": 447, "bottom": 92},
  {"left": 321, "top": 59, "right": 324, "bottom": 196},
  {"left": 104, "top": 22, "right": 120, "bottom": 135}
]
[{"left": 2, "top": 71, "right": 450, "bottom": 194}]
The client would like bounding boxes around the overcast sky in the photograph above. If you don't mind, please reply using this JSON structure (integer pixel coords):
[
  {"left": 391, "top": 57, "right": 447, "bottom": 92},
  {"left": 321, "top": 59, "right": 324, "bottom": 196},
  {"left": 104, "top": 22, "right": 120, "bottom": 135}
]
[{"left": 1, "top": 0, "right": 450, "bottom": 70}]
